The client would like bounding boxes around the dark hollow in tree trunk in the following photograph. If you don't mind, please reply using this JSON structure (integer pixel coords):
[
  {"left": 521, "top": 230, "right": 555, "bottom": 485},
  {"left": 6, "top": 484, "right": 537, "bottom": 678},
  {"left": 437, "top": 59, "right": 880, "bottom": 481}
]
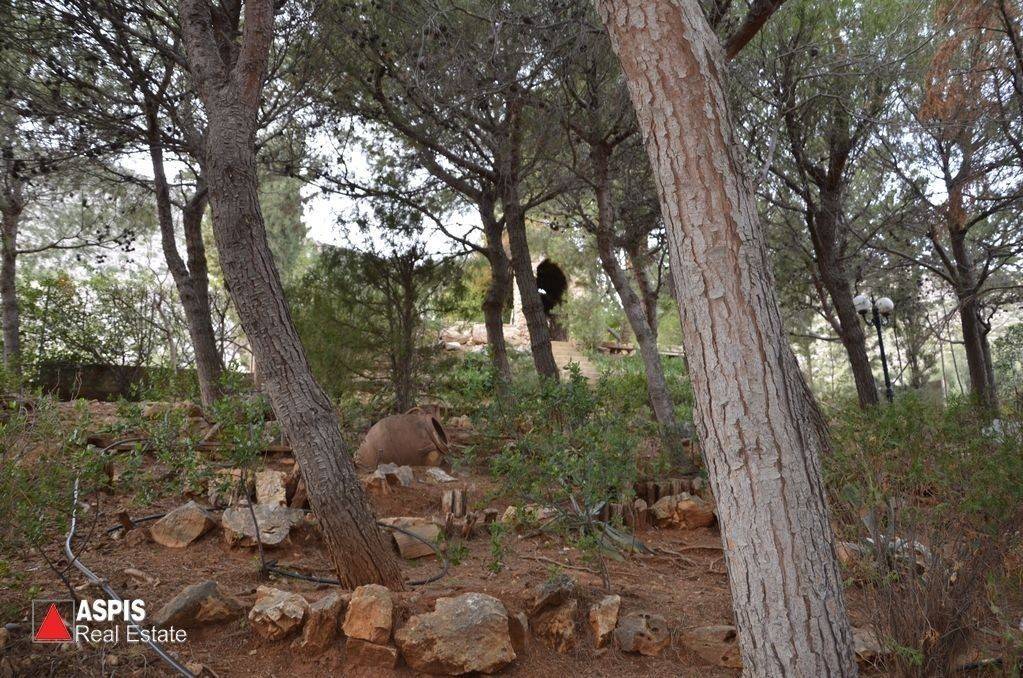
[{"left": 598, "top": 0, "right": 857, "bottom": 673}]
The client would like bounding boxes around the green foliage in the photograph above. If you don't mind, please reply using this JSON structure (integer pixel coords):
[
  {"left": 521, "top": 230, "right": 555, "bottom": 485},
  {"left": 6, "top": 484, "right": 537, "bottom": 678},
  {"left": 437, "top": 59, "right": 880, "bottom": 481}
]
[
  {"left": 994, "top": 323, "right": 1023, "bottom": 404},
  {"left": 826, "top": 394, "right": 1023, "bottom": 676},
  {"left": 0, "top": 397, "right": 105, "bottom": 554}
]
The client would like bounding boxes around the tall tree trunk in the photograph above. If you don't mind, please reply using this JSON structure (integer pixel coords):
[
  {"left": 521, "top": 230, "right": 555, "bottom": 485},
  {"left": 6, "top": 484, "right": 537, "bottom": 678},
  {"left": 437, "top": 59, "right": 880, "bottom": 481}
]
[
  {"left": 1, "top": 161, "right": 23, "bottom": 380},
  {"left": 504, "top": 203, "right": 559, "bottom": 379},
  {"left": 179, "top": 0, "right": 405, "bottom": 589},
  {"left": 480, "top": 199, "right": 512, "bottom": 383},
  {"left": 499, "top": 91, "right": 558, "bottom": 379},
  {"left": 0, "top": 212, "right": 19, "bottom": 379},
  {"left": 598, "top": 1, "right": 857, "bottom": 674},
  {"left": 592, "top": 147, "right": 690, "bottom": 469},
  {"left": 145, "top": 103, "right": 224, "bottom": 409},
  {"left": 818, "top": 262, "right": 878, "bottom": 408},
  {"left": 808, "top": 193, "right": 878, "bottom": 408},
  {"left": 949, "top": 230, "right": 997, "bottom": 408}
]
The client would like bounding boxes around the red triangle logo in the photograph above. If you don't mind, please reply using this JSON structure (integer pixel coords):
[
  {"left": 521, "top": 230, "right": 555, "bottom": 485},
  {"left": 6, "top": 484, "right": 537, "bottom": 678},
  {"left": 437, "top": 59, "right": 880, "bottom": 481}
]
[{"left": 35, "top": 603, "right": 72, "bottom": 642}]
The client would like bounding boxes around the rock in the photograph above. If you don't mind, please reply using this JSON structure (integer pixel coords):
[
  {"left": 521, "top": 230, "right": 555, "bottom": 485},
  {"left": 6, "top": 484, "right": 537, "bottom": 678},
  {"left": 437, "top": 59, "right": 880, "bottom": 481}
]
[
  {"left": 248, "top": 586, "right": 308, "bottom": 641},
  {"left": 378, "top": 517, "right": 441, "bottom": 560},
  {"left": 346, "top": 638, "right": 398, "bottom": 669},
  {"left": 426, "top": 467, "right": 457, "bottom": 483},
  {"left": 290, "top": 478, "right": 309, "bottom": 510},
  {"left": 297, "top": 592, "right": 349, "bottom": 653},
  {"left": 208, "top": 468, "right": 249, "bottom": 508},
  {"left": 533, "top": 598, "right": 576, "bottom": 653},
  {"left": 221, "top": 504, "right": 305, "bottom": 547},
  {"left": 142, "top": 401, "right": 204, "bottom": 419},
  {"left": 376, "top": 463, "right": 414, "bottom": 487},
  {"left": 507, "top": 611, "right": 528, "bottom": 653},
  {"left": 152, "top": 581, "right": 244, "bottom": 628},
  {"left": 500, "top": 504, "right": 555, "bottom": 527},
  {"left": 395, "top": 592, "right": 516, "bottom": 675},
  {"left": 681, "top": 625, "right": 741, "bottom": 668},
  {"left": 343, "top": 585, "right": 393, "bottom": 645},
  {"left": 837, "top": 541, "right": 868, "bottom": 568},
  {"left": 255, "top": 470, "right": 287, "bottom": 506},
  {"left": 615, "top": 611, "right": 670, "bottom": 656},
  {"left": 530, "top": 573, "right": 576, "bottom": 615},
  {"left": 650, "top": 492, "right": 716, "bottom": 529},
  {"left": 853, "top": 626, "right": 883, "bottom": 664},
  {"left": 149, "top": 501, "right": 216, "bottom": 548},
  {"left": 362, "top": 472, "right": 391, "bottom": 496},
  {"left": 588, "top": 595, "right": 620, "bottom": 648},
  {"left": 124, "top": 568, "right": 158, "bottom": 587}
]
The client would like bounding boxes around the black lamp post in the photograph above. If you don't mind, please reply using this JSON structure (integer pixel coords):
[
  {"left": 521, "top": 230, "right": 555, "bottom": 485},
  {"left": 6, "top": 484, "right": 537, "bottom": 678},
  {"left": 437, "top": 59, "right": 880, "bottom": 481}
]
[{"left": 854, "top": 294, "right": 895, "bottom": 403}]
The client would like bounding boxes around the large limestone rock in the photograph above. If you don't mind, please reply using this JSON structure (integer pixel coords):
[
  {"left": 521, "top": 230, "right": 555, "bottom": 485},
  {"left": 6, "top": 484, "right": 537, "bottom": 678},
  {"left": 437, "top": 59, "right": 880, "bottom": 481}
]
[
  {"left": 248, "top": 586, "right": 308, "bottom": 641},
  {"left": 650, "top": 492, "right": 716, "bottom": 529},
  {"left": 530, "top": 573, "right": 576, "bottom": 615},
  {"left": 588, "top": 595, "right": 621, "bottom": 648},
  {"left": 149, "top": 501, "right": 216, "bottom": 548},
  {"left": 376, "top": 463, "right": 414, "bottom": 487},
  {"left": 615, "top": 611, "right": 670, "bottom": 656},
  {"left": 255, "top": 470, "right": 287, "bottom": 506},
  {"left": 395, "top": 593, "right": 516, "bottom": 675},
  {"left": 346, "top": 638, "right": 398, "bottom": 669},
  {"left": 221, "top": 504, "right": 305, "bottom": 547},
  {"left": 533, "top": 598, "right": 577, "bottom": 654},
  {"left": 681, "top": 625, "right": 742, "bottom": 668},
  {"left": 151, "top": 581, "right": 243, "bottom": 628},
  {"left": 342, "top": 584, "right": 393, "bottom": 645},
  {"left": 296, "top": 591, "right": 349, "bottom": 653},
  {"left": 378, "top": 517, "right": 442, "bottom": 559}
]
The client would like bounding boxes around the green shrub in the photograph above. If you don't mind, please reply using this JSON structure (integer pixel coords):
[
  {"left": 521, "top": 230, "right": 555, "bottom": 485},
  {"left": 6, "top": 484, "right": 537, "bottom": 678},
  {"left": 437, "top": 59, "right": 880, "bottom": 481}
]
[{"left": 826, "top": 394, "right": 1023, "bottom": 676}]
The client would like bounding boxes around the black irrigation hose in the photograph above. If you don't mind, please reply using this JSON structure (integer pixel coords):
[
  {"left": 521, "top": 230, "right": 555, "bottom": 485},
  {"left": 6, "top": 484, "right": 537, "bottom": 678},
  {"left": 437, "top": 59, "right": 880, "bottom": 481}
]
[{"left": 66, "top": 439, "right": 196, "bottom": 678}]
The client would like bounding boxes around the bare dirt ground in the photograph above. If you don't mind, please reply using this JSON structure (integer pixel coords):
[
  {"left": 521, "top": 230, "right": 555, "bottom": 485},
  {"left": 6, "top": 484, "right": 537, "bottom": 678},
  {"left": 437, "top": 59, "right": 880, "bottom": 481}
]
[{"left": 0, "top": 403, "right": 1016, "bottom": 677}]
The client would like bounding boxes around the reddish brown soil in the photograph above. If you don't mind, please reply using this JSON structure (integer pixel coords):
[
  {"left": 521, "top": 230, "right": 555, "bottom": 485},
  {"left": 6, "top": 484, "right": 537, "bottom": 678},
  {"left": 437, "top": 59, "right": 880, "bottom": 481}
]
[{"left": 1, "top": 409, "right": 1017, "bottom": 677}]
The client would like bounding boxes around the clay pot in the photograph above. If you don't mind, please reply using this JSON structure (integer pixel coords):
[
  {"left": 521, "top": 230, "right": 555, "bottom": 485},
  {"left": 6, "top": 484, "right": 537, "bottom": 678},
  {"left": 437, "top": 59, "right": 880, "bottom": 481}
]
[{"left": 354, "top": 408, "right": 449, "bottom": 469}]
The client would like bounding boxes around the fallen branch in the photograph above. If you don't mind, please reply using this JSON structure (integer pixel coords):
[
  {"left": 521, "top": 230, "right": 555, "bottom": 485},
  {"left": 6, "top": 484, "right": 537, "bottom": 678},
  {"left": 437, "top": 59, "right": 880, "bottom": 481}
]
[{"left": 519, "top": 554, "right": 599, "bottom": 575}]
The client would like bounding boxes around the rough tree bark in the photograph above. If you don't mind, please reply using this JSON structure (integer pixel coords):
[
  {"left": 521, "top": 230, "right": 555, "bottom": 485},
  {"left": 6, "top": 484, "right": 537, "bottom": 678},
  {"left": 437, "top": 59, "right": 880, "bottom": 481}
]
[
  {"left": 598, "top": 0, "right": 857, "bottom": 674},
  {"left": 480, "top": 197, "right": 513, "bottom": 383},
  {"left": 0, "top": 199, "right": 21, "bottom": 378},
  {"left": 145, "top": 103, "right": 224, "bottom": 409},
  {"left": 179, "top": 0, "right": 404, "bottom": 588}
]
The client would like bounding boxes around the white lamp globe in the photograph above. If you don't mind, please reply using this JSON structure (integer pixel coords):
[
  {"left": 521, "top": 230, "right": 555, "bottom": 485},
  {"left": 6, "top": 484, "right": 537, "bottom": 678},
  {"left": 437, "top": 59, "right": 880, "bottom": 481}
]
[
  {"left": 853, "top": 294, "right": 871, "bottom": 314},
  {"left": 876, "top": 297, "right": 894, "bottom": 316}
]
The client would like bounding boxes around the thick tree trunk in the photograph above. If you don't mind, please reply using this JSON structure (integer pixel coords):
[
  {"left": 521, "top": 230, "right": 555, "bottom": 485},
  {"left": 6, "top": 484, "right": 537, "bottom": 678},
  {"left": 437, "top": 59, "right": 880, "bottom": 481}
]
[
  {"left": 0, "top": 215, "right": 18, "bottom": 379},
  {"left": 598, "top": 1, "right": 857, "bottom": 675},
  {"left": 480, "top": 200, "right": 513, "bottom": 383},
  {"left": 505, "top": 204, "right": 559, "bottom": 379},
  {"left": 145, "top": 106, "right": 224, "bottom": 409},
  {"left": 179, "top": 0, "right": 404, "bottom": 589}
]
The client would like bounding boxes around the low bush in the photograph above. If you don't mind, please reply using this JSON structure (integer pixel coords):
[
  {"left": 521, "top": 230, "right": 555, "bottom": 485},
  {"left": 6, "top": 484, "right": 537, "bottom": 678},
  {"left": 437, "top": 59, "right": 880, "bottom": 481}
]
[{"left": 826, "top": 394, "right": 1023, "bottom": 676}]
